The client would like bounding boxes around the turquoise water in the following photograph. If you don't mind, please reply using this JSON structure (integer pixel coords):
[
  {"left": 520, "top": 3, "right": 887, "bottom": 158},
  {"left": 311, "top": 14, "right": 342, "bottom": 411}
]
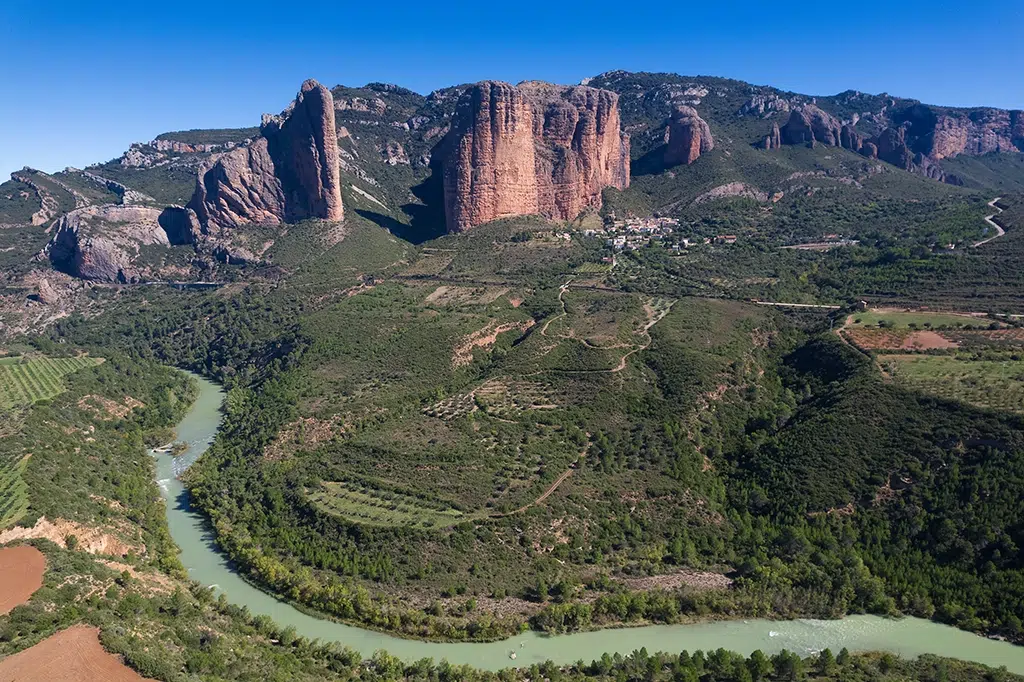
[{"left": 151, "top": 373, "right": 1024, "bottom": 672}]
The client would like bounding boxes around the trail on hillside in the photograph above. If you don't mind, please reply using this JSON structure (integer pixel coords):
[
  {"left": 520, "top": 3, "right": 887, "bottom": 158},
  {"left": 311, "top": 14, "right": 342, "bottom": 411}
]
[
  {"left": 490, "top": 446, "right": 588, "bottom": 518},
  {"left": 539, "top": 278, "right": 573, "bottom": 337}
]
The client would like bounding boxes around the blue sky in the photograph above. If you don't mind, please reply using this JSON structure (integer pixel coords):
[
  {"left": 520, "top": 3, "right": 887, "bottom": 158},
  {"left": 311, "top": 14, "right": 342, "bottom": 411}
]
[{"left": 1, "top": 0, "right": 1022, "bottom": 180}]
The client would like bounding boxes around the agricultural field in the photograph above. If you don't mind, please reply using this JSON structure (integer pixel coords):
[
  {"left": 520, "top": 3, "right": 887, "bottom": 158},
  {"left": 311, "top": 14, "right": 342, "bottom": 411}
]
[
  {"left": 0, "top": 545, "right": 45, "bottom": 615},
  {"left": 308, "top": 481, "right": 467, "bottom": 529},
  {"left": 574, "top": 261, "right": 613, "bottom": 274},
  {"left": 846, "top": 309, "right": 997, "bottom": 330},
  {"left": 0, "top": 356, "right": 103, "bottom": 411},
  {"left": 0, "top": 454, "right": 29, "bottom": 528},
  {"left": 844, "top": 328, "right": 958, "bottom": 352},
  {"left": 883, "top": 354, "right": 1024, "bottom": 413}
]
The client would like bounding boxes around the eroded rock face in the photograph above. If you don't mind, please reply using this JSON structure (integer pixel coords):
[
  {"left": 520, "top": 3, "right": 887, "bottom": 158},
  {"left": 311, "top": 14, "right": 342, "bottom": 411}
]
[
  {"left": 894, "top": 104, "right": 1024, "bottom": 159},
  {"left": 873, "top": 127, "right": 913, "bottom": 170},
  {"left": 441, "top": 80, "right": 630, "bottom": 232},
  {"left": 665, "top": 106, "right": 714, "bottom": 166},
  {"left": 763, "top": 122, "right": 782, "bottom": 150},
  {"left": 780, "top": 105, "right": 843, "bottom": 147},
  {"left": 45, "top": 205, "right": 199, "bottom": 283},
  {"left": 840, "top": 125, "right": 862, "bottom": 152},
  {"left": 189, "top": 79, "right": 343, "bottom": 232},
  {"left": 739, "top": 93, "right": 791, "bottom": 118},
  {"left": 10, "top": 169, "right": 61, "bottom": 226}
]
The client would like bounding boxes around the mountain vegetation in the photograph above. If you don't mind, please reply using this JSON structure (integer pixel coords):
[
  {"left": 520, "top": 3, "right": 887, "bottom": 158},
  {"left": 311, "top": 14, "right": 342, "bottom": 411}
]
[{"left": 1, "top": 68, "right": 1024, "bottom": 679}]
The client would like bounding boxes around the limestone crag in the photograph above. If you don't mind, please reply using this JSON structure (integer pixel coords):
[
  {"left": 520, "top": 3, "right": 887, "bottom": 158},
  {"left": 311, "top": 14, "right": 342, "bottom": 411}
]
[
  {"left": 80, "top": 170, "right": 153, "bottom": 205},
  {"left": 189, "top": 79, "right": 343, "bottom": 231},
  {"left": 739, "top": 93, "right": 791, "bottom": 118},
  {"left": 442, "top": 81, "right": 629, "bottom": 232},
  {"left": 664, "top": 106, "right": 714, "bottom": 166}
]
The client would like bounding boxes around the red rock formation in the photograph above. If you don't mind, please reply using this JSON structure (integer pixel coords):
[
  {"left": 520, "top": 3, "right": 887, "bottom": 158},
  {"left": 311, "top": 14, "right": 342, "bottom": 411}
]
[
  {"left": 190, "top": 79, "right": 343, "bottom": 231},
  {"left": 763, "top": 122, "right": 782, "bottom": 150},
  {"left": 442, "top": 81, "right": 630, "bottom": 232},
  {"left": 781, "top": 105, "right": 842, "bottom": 147},
  {"left": 664, "top": 106, "right": 714, "bottom": 166},
  {"left": 840, "top": 125, "right": 862, "bottom": 152},
  {"left": 873, "top": 127, "right": 913, "bottom": 170}
]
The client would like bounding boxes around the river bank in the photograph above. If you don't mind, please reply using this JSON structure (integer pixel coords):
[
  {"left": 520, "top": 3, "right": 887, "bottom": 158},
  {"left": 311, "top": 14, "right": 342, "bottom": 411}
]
[{"left": 151, "top": 372, "right": 1024, "bottom": 673}]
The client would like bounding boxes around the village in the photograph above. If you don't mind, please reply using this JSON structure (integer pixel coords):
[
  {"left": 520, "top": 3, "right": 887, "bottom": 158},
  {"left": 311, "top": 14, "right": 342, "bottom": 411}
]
[{"left": 583, "top": 215, "right": 737, "bottom": 252}]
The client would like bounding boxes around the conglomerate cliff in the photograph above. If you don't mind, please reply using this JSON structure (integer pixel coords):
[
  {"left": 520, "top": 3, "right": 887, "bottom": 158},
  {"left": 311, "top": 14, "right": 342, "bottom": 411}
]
[
  {"left": 189, "top": 79, "right": 344, "bottom": 231},
  {"left": 441, "top": 81, "right": 630, "bottom": 232}
]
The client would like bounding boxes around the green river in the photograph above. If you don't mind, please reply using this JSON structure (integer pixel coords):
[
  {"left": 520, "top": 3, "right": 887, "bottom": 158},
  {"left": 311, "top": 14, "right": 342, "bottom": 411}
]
[{"left": 151, "top": 374, "right": 1024, "bottom": 673}]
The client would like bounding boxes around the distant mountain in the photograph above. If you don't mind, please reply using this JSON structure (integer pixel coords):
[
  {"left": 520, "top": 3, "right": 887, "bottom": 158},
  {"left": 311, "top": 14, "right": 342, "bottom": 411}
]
[{"left": 1, "top": 70, "right": 1022, "bottom": 292}]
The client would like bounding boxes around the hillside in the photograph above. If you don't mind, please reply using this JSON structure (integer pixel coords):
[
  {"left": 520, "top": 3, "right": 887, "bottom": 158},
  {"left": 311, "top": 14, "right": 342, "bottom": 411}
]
[{"left": 2, "top": 69, "right": 1024, "bottom": 655}]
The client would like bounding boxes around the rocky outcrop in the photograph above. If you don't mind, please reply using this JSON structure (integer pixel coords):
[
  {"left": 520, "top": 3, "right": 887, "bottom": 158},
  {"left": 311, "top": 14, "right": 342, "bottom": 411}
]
[
  {"left": 739, "top": 93, "right": 791, "bottom": 118},
  {"left": 664, "top": 106, "right": 713, "bottom": 166},
  {"left": 763, "top": 122, "right": 782, "bottom": 150},
  {"left": 840, "top": 125, "right": 862, "bottom": 152},
  {"left": 80, "top": 170, "right": 153, "bottom": 205},
  {"left": 693, "top": 182, "right": 769, "bottom": 205},
  {"left": 10, "top": 169, "right": 61, "bottom": 226},
  {"left": 780, "top": 105, "right": 843, "bottom": 147},
  {"left": 189, "top": 79, "right": 343, "bottom": 231},
  {"left": 892, "top": 104, "right": 1024, "bottom": 159},
  {"left": 872, "top": 127, "right": 913, "bottom": 170},
  {"left": 44, "top": 205, "right": 198, "bottom": 283},
  {"left": 441, "top": 80, "right": 630, "bottom": 232},
  {"left": 863, "top": 126, "right": 961, "bottom": 184},
  {"left": 152, "top": 139, "right": 237, "bottom": 154},
  {"left": 380, "top": 140, "right": 409, "bottom": 165}
]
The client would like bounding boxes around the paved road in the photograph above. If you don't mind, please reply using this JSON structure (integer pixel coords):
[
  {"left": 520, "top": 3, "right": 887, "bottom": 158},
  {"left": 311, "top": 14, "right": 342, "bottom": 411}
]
[
  {"left": 750, "top": 300, "right": 842, "bottom": 310},
  {"left": 972, "top": 197, "right": 1005, "bottom": 248}
]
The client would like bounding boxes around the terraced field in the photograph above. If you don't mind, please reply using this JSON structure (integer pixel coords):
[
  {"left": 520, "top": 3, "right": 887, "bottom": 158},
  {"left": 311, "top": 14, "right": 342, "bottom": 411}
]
[
  {"left": 0, "top": 356, "right": 102, "bottom": 410},
  {"left": 884, "top": 355, "right": 1024, "bottom": 413},
  {"left": 308, "top": 481, "right": 468, "bottom": 529},
  {"left": 0, "top": 454, "right": 29, "bottom": 528}
]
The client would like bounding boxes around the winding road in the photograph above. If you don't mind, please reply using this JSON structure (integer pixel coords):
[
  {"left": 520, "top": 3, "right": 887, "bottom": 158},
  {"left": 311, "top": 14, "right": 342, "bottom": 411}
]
[{"left": 972, "top": 197, "right": 1005, "bottom": 248}]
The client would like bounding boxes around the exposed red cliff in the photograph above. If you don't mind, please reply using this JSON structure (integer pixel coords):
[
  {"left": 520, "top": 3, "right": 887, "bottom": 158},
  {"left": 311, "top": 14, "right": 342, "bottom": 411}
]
[
  {"left": 664, "top": 106, "right": 714, "bottom": 166},
  {"left": 189, "top": 79, "right": 343, "bottom": 231},
  {"left": 442, "top": 81, "right": 630, "bottom": 233}
]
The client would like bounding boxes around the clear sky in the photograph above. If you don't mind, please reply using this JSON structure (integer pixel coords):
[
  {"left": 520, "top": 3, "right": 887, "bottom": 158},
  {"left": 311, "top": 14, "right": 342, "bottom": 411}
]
[{"left": 1, "top": 0, "right": 1022, "bottom": 181}]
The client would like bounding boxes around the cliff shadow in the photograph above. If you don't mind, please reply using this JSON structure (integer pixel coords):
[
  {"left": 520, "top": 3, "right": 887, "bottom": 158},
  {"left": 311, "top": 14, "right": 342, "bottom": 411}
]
[
  {"left": 402, "top": 154, "right": 448, "bottom": 243},
  {"left": 354, "top": 209, "right": 441, "bottom": 244},
  {"left": 631, "top": 145, "right": 672, "bottom": 177},
  {"left": 358, "top": 153, "right": 447, "bottom": 244}
]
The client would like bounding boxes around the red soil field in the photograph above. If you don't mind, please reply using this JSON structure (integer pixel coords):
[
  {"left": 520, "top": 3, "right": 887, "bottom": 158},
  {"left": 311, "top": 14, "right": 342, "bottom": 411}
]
[
  {"left": 0, "top": 625, "right": 154, "bottom": 682},
  {"left": 844, "top": 328, "right": 910, "bottom": 350},
  {"left": 844, "top": 329, "right": 958, "bottom": 351},
  {"left": 899, "top": 330, "right": 958, "bottom": 350},
  {"left": 0, "top": 545, "right": 45, "bottom": 615}
]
